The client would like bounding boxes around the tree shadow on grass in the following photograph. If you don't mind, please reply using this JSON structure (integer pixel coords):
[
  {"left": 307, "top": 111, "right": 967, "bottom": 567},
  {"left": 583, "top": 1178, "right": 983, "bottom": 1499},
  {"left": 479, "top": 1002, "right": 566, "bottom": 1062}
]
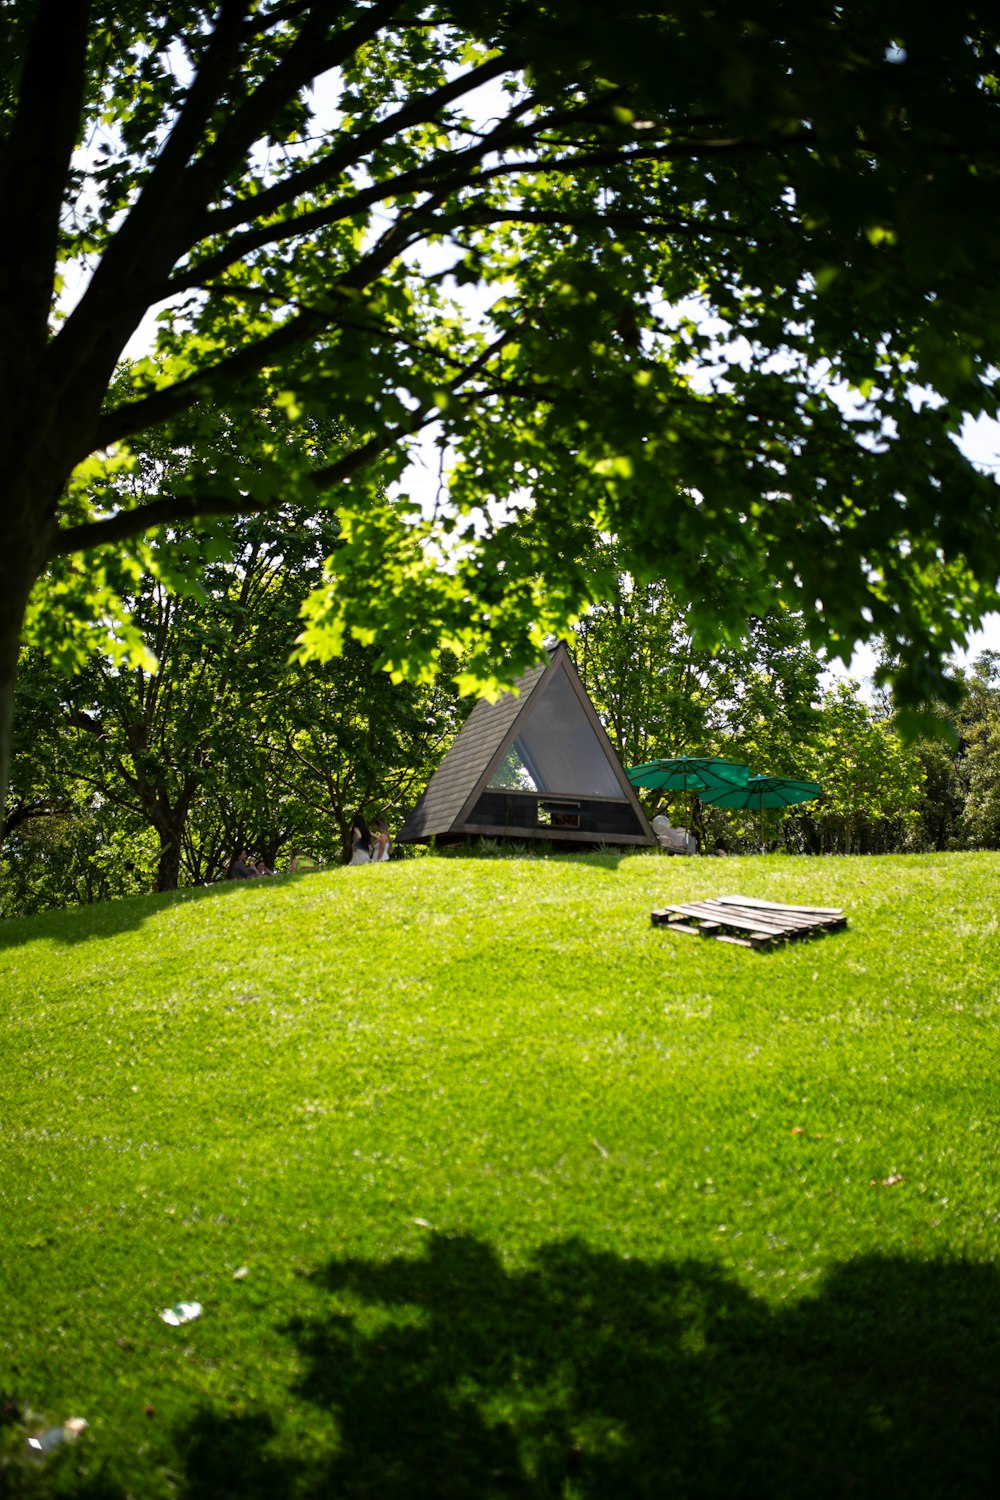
[
  {"left": 174, "top": 1236, "right": 1000, "bottom": 1500},
  {"left": 0, "top": 870, "right": 313, "bottom": 951},
  {"left": 563, "top": 850, "right": 648, "bottom": 870}
]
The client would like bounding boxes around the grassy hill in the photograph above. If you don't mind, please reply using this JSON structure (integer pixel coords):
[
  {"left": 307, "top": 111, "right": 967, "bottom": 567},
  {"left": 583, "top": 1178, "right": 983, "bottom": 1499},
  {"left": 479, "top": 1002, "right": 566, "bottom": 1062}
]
[{"left": 1, "top": 850, "right": 999, "bottom": 1497}]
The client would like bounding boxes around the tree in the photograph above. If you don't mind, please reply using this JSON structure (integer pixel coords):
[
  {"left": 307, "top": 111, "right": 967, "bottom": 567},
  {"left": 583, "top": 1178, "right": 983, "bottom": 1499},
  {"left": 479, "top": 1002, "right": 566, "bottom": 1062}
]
[
  {"left": 0, "top": 646, "right": 159, "bottom": 914},
  {"left": 19, "top": 491, "right": 459, "bottom": 894},
  {"left": 7, "top": 596, "right": 459, "bottom": 907},
  {"left": 571, "top": 554, "right": 823, "bottom": 775},
  {"left": 794, "top": 681, "right": 925, "bottom": 854},
  {"left": 3, "top": 0, "right": 1000, "bottom": 827},
  {"left": 697, "top": 611, "right": 824, "bottom": 771},
  {"left": 909, "top": 736, "right": 965, "bottom": 852},
  {"left": 58, "top": 508, "right": 326, "bottom": 891},
  {"left": 572, "top": 567, "right": 717, "bottom": 771},
  {"left": 269, "top": 643, "right": 465, "bottom": 865},
  {"left": 953, "top": 652, "right": 1000, "bottom": 849}
]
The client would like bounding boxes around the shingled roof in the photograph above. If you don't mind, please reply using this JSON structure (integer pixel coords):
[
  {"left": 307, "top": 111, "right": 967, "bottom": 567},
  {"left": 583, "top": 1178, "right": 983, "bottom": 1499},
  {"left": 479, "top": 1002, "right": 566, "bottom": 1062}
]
[{"left": 397, "top": 643, "right": 653, "bottom": 846}]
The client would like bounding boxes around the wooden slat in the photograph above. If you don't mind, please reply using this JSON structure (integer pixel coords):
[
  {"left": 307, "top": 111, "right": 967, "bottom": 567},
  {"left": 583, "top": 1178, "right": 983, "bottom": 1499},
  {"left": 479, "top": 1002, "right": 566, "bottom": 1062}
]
[
  {"left": 701, "top": 903, "right": 831, "bottom": 932},
  {"left": 697, "top": 899, "right": 815, "bottom": 923},
  {"left": 715, "top": 895, "right": 844, "bottom": 917},
  {"left": 670, "top": 902, "right": 791, "bottom": 935}
]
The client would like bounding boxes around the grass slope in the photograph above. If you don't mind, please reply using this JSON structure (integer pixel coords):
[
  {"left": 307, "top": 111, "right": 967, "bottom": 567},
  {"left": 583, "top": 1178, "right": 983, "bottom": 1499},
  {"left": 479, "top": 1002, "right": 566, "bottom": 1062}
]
[{"left": 1, "top": 852, "right": 999, "bottom": 1498}]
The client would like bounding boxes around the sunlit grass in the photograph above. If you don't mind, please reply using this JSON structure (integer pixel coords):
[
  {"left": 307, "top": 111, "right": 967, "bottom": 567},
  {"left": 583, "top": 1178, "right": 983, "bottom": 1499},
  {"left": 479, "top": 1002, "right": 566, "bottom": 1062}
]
[{"left": 1, "top": 852, "right": 998, "bottom": 1495}]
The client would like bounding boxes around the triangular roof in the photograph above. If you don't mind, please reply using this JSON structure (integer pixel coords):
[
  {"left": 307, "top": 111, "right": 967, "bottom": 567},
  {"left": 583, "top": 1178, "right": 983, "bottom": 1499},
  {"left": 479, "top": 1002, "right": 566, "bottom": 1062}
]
[{"left": 398, "top": 642, "right": 653, "bottom": 844}]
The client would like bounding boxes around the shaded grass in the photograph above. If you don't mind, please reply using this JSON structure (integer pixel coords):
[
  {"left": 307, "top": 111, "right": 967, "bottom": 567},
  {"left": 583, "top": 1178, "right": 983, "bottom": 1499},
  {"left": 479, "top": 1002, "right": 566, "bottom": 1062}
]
[{"left": 1, "top": 852, "right": 999, "bottom": 1496}]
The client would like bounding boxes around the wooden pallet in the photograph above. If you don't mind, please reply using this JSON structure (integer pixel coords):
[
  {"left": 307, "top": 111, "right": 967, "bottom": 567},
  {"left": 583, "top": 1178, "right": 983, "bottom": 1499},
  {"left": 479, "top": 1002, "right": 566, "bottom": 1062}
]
[{"left": 651, "top": 894, "right": 846, "bottom": 949}]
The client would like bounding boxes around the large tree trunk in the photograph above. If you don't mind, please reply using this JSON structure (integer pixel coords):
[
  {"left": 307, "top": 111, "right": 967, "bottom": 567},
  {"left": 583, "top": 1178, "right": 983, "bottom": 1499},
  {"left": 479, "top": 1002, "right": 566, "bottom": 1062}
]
[
  {"left": 153, "top": 811, "right": 188, "bottom": 892},
  {"left": 0, "top": 633, "right": 21, "bottom": 844},
  {"left": 148, "top": 774, "right": 202, "bottom": 891},
  {"left": 0, "top": 552, "right": 41, "bottom": 844}
]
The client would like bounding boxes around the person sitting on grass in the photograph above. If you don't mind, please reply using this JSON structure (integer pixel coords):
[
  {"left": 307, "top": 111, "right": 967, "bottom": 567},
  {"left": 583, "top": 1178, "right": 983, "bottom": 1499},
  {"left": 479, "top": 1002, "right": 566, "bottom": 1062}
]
[
  {"left": 227, "top": 849, "right": 258, "bottom": 880},
  {"left": 349, "top": 813, "right": 372, "bottom": 865},
  {"left": 373, "top": 816, "right": 393, "bottom": 862}
]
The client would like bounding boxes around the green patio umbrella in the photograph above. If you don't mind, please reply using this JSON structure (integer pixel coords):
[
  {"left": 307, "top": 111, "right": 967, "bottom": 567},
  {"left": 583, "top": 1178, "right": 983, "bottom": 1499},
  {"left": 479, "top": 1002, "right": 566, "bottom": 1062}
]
[
  {"left": 626, "top": 757, "right": 751, "bottom": 792},
  {"left": 698, "top": 774, "right": 821, "bottom": 850},
  {"left": 626, "top": 757, "right": 751, "bottom": 829}
]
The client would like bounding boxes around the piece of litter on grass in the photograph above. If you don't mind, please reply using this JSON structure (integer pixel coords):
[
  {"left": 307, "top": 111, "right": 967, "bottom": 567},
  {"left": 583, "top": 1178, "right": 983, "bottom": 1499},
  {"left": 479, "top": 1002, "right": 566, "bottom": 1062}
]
[
  {"left": 592, "top": 1139, "right": 609, "bottom": 1159},
  {"left": 871, "top": 1175, "right": 905, "bottom": 1188},
  {"left": 160, "top": 1301, "right": 202, "bottom": 1326},
  {"left": 232, "top": 1266, "right": 249, "bottom": 1280},
  {"left": 28, "top": 1418, "right": 87, "bottom": 1455},
  {"left": 28, "top": 1427, "right": 66, "bottom": 1455},
  {"left": 411, "top": 1217, "right": 433, "bottom": 1230}
]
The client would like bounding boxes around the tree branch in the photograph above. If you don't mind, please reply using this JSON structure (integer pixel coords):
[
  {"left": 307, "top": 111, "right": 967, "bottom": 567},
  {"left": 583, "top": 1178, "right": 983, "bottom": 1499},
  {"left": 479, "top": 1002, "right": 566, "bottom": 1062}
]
[
  {"left": 434, "top": 205, "right": 759, "bottom": 240},
  {"left": 48, "top": 411, "right": 431, "bottom": 559},
  {"left": 242, "top": 0, "right": 316, "bottom": 39},
  {"left": 204, "top": 50, "right": 517, "bottom": 238},
  {"left": 56, "top": 326, "right": 519, "bottom": 558},
  {"left": 192, "top": 0, "right": 411, "bottom": 203},
  {"left": 162, "top": 68, "right": 537, "bottom": 296},
  {"left": 2, "top": 797, "right": 55, "bottom": 841},
  {"left": 0, "top": 0, "right": 91, "bottom": 348},
  {"left": 160, "top": 125, "right": 790, "bottom": 302},
  {"left": 47, "top": 1, "right": 409, "bottom": 407},
  {"left": 93, "top": 188, "right": 453, "bottom": 450}
]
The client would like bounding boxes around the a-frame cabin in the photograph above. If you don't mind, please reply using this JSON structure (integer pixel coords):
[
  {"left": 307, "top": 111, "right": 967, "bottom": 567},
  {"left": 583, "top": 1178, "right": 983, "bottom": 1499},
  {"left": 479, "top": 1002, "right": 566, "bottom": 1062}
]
[{"left": 397, "top": 642, "right": 655, "bottom": 849}]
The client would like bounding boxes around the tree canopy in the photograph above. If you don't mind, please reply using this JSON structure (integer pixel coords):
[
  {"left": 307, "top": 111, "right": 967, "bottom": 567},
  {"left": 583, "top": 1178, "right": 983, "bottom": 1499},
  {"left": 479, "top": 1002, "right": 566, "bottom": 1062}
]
[{"left": 3, "top": 0, "right": 1000, "bottom": 822}]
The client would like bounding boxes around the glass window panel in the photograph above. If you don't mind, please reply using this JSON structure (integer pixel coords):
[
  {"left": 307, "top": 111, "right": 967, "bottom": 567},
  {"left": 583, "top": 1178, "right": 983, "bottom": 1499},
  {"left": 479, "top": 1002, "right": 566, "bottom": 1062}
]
[{"left": 509, "top": 665, "right": 626, "bottom": 798}]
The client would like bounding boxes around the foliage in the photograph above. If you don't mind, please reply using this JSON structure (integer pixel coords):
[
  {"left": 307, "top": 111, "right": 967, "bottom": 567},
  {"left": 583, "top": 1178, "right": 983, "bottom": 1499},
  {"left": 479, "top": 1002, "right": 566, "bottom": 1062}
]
[
  {"left": 852, "top": 649, "right": 1000, "bottom": 854},
  {"left": 267, "top": 644, "right": 467, "bottom": 866},
  {"left": 571, "top": 568, "right": 824, "bottom": 844},
  {"left": 4, "top": 406, "right": 463, "bottom": 901},
  {"left": 0, "top": 649, "right": 158, "bottom": 913},
  {"left": 572, "top": 568, "right": 718, "bottom": 769},
  {"left": 571, "top": 569, "right": 944, "bottom": 855},
  {"left": 909, "top": 737, "right": 966, "bottom": 852},
  {"left": 572, "top": 553, "right": 822, "bottom": 753},
  {"left": 7, "top": 572, "right": 460, "bottom": 902},
  {"left": 792, "top": 681, "right": 925, "bottom": 854},
  {"left": 0, "top": 794, "right": 155, "bottom": 920},
  {"left": 1, "top": 853, "right": 998, "bottom": 1494},
  {"left": 3, "top": 1, "right": 1000, "bottom": 823},
  {"left": 953, "top": 652, "right": 1000, "bottom": 849}
]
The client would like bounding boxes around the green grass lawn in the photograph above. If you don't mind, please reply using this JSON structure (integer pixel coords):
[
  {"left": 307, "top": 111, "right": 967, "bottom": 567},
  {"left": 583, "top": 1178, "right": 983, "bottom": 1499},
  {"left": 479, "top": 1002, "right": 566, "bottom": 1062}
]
[{"left": 1, "top": 851, "right": 999, "bottom": 1497}]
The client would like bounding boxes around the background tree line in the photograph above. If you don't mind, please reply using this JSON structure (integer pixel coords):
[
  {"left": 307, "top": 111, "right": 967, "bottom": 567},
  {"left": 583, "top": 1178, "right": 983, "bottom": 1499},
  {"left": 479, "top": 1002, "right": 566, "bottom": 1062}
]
[
  {"left": 571, "top": 560, "right": 1000, "bottom": 859},
  {"left": 7, "top": 527, "right": 1000, "bottom": 917}
]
